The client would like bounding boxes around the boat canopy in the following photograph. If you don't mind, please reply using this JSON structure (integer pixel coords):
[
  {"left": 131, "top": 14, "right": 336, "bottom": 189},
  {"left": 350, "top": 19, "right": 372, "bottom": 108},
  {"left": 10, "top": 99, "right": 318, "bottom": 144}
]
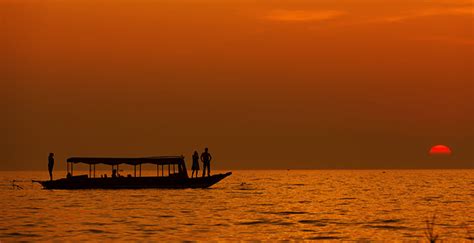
[{"left": 66, "top": 156, "right": 185, "bottom": 166}]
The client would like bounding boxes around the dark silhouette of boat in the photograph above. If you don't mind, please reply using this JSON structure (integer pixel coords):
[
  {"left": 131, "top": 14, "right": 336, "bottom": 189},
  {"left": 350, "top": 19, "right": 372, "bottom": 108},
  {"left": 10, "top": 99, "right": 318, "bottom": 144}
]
[{"left": 35, "top": 156, "right": 232, "bottom": 189}]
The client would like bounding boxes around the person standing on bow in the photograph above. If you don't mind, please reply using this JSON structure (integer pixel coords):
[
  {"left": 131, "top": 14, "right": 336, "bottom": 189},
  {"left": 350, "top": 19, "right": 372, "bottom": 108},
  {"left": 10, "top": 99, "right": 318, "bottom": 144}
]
[
  {"left": 191, "top": 151, "right": 200, "bottom": 178},
  {"left": 200, "top": 147, "right": 212, "bottom": 177},
  {"left": 48, "top": 153, "right": 54, "bottom": 181}
]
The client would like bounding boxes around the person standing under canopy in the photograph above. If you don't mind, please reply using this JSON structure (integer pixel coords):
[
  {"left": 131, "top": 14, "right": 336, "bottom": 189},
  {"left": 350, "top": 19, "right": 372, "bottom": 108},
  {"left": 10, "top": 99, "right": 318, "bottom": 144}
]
[
  {"left": 191, "top": 151, "right": 200, "bottom": 178},
  {"left": 48, "top": 153, "right": 54, "bottom": 181},
  {"left": 201, "top": 147, "right": 212, "bottom": 177}
]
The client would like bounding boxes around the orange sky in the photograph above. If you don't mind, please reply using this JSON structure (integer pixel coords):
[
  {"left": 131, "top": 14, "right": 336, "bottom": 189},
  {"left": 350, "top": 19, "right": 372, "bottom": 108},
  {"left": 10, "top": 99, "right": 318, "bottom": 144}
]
[{"left": 1, "top": 0, "right": 473, "bottom": 170}]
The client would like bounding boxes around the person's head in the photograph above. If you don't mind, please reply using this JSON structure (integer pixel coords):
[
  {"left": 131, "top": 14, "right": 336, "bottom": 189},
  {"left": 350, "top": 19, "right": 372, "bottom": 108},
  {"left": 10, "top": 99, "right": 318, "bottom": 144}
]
[
  {"left": 49, "top": 153, "right": 54, "bottom": 157},
  {"left": 205, "top": 147, "right": 208, "bottom": 152},
  {"left": 194, "top": 151, "right": 198, "bottom": 155}
]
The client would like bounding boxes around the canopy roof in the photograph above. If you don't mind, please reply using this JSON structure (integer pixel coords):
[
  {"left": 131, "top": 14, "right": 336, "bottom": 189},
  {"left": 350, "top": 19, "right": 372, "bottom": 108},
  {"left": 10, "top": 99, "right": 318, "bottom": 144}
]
[{"left": 66, "top": 156, "right": 184, "bottom": 165}]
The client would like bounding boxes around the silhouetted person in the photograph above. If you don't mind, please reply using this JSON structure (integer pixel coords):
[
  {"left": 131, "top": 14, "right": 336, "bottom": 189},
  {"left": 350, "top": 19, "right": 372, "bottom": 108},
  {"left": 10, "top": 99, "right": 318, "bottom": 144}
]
[
  {"left": 112, "top": 169, "right": 118, "bottom": 178},
  {"left": 191, "top": 151, "right": 200, "bottom": 178},
  {"left": 48, "top": 153, "right": 54, "bottom": 181},
  {"left": 201, "top": 147, "right": 212, "bottom": 177}
]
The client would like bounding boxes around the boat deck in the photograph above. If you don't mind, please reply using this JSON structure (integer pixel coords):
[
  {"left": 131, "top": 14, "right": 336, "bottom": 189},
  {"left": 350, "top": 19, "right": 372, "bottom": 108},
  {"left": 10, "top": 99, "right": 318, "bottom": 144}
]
[{"left": 38, "top": 172, "right": 232, "bottom": 189}]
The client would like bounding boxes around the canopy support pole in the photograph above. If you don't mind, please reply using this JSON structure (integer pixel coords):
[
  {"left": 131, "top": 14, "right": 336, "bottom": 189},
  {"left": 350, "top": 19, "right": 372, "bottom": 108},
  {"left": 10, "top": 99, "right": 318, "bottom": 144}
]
[
  {"left": 93, "top": 164, "right": 96, "bottom": 178},
  {"left": 134, "top": 165, "right": 136, "bottom": 177},
  {"left": 71, "top": 163, "right": 74, "bottom": 176},
  {"left": 168, "top": 164, "right": 170, "bottom": 176},
  {"left": 157, "top": 164, "right": 159, "bottom": 176},
  {"left": 89, "top": 164, "right": 91, "bottom": 178},
  {"left": 139, "top": 164, "right": 142, "bottom": 177}
]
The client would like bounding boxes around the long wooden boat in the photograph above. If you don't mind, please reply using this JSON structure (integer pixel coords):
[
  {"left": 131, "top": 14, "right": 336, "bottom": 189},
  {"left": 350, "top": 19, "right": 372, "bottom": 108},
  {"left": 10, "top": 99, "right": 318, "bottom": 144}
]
[{"left": 35, "top": 156, "right": 231, "bottom": 189}]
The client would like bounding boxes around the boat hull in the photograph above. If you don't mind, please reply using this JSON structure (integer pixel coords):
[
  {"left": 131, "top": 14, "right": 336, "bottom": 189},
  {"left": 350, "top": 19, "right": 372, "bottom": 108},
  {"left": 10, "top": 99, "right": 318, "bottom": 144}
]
[{"left": 37, "top": 172, "right": 232, "bottom": 189}]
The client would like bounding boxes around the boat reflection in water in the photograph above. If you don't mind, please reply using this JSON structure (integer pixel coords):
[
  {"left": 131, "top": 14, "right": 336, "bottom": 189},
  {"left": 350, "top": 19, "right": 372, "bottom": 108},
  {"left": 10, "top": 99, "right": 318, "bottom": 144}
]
[{"left": 36, "top": 156, "right": 232, "bottom": 189}]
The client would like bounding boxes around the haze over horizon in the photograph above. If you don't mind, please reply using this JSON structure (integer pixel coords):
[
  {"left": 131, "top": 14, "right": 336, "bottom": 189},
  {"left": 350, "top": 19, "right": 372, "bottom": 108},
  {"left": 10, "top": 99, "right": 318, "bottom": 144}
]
[{"left": 2, "top": 0, "right": 473, "bottom": 170}]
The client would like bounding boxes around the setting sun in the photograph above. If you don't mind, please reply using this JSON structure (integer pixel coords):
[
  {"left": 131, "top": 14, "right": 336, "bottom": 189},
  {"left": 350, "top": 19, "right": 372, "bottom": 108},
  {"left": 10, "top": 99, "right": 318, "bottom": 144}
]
[{"left": 429, "top": 144, "right": 453, "bottom": 155}]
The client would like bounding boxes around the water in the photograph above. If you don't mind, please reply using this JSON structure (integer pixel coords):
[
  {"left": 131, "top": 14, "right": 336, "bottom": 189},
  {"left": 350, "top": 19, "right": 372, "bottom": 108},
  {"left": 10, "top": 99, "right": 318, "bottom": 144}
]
[{"left": 1, "top": 170, "right": 473, "bottom": 241}]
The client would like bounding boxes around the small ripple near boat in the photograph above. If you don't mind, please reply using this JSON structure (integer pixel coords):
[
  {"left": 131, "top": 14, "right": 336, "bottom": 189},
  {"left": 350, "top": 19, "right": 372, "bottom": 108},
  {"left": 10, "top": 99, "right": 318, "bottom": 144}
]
[{"left": 35, "top": 156, "right": 232, "bottom": 189}]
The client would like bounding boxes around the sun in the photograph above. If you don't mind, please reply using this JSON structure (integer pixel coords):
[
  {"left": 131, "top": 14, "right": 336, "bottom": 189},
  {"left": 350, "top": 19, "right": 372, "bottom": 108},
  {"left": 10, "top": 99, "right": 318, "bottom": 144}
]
[{"left": 429, "top": 145, "right": 452, "bottom": 155}]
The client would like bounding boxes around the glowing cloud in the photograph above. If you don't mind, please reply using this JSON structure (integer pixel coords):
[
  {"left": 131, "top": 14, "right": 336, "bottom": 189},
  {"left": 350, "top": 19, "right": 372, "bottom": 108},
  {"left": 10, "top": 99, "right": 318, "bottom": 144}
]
[
  {"left": 263, "top": 10, "right": 345, "bottom": 22},
  {"left": 383, "top": 7, "right": 474, "bottom": 22}
]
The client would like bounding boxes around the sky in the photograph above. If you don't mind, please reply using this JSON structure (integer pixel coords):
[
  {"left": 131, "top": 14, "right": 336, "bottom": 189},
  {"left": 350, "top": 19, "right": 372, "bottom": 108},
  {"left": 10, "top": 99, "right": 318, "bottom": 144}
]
[{"left": 1, "top": 0, "right": 473, "bottom": 170}]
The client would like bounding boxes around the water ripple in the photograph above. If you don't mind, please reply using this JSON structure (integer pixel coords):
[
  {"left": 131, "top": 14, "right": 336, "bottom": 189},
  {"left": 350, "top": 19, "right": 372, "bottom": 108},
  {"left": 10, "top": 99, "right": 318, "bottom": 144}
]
[{"left": 1, "top": 170, "right": 472, "bottom": 241}]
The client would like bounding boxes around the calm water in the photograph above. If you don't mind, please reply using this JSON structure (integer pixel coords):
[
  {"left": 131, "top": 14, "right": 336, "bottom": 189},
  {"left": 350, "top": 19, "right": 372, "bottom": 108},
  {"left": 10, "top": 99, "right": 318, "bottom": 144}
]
[{"left": 1, "top": 170, "right": 473, "bottom": 241}]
